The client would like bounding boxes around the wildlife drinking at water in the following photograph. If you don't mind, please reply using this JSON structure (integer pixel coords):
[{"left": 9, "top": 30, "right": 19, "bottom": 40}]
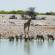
[{"left": 0, "top": 0, "right": 55, "bottom": 55}]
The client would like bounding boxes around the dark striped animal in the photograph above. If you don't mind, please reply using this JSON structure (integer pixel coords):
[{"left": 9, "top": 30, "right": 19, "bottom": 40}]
[
  {"left": 8, "top": 36, "right": 14, "bottom": 41},
  {"left": 47, "top": 34, "right": 54, "bottom": 40},
  {"left": 36, "top": 34, "right": 44, "bottom": 41},
  {"left": 9, "top": 15, "right": 17, "bottom": 19}
]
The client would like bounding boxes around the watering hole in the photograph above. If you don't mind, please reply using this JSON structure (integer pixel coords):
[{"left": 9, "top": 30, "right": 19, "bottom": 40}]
[
  {"left": 0, "top": 15, "right": 55, "bottom": 55},
  {"left": 0, "top": 39, "right": 55, "bottom": 55}
]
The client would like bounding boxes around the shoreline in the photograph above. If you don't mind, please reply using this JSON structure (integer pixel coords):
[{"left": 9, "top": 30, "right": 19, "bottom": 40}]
[{"left": 0, "top": 25, "right": 55, "bottom": 39}]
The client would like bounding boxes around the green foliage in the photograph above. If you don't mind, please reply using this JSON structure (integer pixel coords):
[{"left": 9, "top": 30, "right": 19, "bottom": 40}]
[
  {"left": 24, "top": 7, "right": 37, "bottom": 20},
  {"left": 45, "top": 12, "right": 55, "bottom": 15},
  {"left": 16, "top": 10, "right": 24, "bottom": 14},
  {"left": 0, "top": 10, "right": 8, "bottom": 14},
  {"left": 8, "top": 10, "right": 16, "bottom": 14},
  {"left": 0, "top": 10, "right": 24, "bottom": 14},
  {"left": 0, "top": 10, "right": 55, "bottom": 15}
]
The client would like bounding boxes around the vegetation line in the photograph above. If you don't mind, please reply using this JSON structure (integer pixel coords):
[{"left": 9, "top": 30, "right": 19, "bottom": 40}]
[{"left": 0, "top": 10, "right": 55, "bottom": 15}]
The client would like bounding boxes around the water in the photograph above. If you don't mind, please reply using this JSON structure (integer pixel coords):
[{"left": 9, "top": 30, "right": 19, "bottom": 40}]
[{"left": 0, "top": 39, "right": 55, "bottom": 55}]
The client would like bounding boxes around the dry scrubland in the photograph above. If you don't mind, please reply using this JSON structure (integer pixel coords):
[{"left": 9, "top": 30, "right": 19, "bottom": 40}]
[{"left": 0, "top": 14, "right": 55, "bottom": 38}]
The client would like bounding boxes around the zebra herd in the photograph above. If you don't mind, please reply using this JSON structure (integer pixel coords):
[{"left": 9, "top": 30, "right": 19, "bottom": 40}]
[
  {"left": 7, "top": 15, "right": 55, "bottom": 41},
  {"left": 7, "top": 34, "right": 55, "bottom": 42},
  {"left": 0, "top": 15, "right": 54, "bottom": 42}
]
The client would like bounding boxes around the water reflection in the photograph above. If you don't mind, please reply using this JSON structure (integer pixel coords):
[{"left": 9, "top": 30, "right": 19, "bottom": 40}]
[
  {"left": 8, "top": 39, "right": 14, "bottom": 46},
  {"left": 15, "top": 39, "right": 19, "bottom": 46},
  {"left": 0, "top": 39, "right": 1, "bottom": 47},
  {"left": 36, "top": 40, "right": 44, "bottom": 48},
  {"left": 47, "top": 40, "right": 54, "bottom": 48},
  {"left": 16, "top": 38, "right": 18, "bottom": 42},
  {"left": 24, "top": 40, "right": 30, "bottom": 55},
  {"left": 0, "top": 39, "right": 55, "bottom": 55}
]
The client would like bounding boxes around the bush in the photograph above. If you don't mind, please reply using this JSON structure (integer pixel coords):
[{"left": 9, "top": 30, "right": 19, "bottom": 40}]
[
  {"left": 45, "top": 12, "right": 55, "bottom": 15},
  {"left": 23, "top": 7, "right": 37, "bottom": 20}
]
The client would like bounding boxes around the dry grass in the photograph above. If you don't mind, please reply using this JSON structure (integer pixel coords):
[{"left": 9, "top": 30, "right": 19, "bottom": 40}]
[{"left": 0, "top": 14, "right": 55, "bottom": 38}]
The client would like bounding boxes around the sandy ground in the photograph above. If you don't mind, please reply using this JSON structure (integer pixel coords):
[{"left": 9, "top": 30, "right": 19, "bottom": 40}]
[{"left": 0, "top": 14, "right": 55, "bottom": 38}]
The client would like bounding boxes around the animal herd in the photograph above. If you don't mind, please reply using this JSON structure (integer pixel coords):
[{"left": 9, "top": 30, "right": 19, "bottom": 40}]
[
  {"left": 0, "top": 15, "right": 54, "bottom": 42},
  {"left": 7, "top": 34, "right": 55, "bottom": 42}
]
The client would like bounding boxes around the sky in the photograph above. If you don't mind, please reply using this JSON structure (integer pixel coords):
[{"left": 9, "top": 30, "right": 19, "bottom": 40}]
[{"left": 0, "top": 0, "right": 55, "bottom": 12}]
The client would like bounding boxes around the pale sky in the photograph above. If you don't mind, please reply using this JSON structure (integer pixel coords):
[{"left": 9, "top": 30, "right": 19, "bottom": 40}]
[{"left": 0, "top": 0, "right": 55, "bottom": 12}]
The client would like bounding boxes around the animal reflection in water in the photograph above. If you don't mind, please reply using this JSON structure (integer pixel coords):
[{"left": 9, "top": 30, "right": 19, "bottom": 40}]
[
  {"left": 48, "top": 39, "right": 54, "bottom": 48},
  {"left": 24, "top": 40, "right": 30, "bottom": 55},
  {"left": 24, "top": 18, "right": 32, "bottom": 39},
  {"left": 36, "top": 40, "right": 44, "bottom": 48}
]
